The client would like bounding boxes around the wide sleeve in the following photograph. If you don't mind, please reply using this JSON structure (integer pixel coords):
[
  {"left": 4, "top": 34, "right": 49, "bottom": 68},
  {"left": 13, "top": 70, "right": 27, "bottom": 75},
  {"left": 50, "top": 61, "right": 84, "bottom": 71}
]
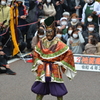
[
  {"left": 31, "top": 42, "right": 43, "bottom": 72},
  {"left": 58, "top": 49, "right": 77, "bottom": 80}
]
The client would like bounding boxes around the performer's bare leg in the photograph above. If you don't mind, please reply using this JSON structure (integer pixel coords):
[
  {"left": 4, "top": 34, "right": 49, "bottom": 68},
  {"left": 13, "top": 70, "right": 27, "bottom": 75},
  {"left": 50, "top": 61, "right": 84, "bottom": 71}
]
[
  {"left": 57, "top": 96, "right": 63, "bottom": 100},
  {"left": 36, "top": 94, "right": 44, "bottom": 100}
]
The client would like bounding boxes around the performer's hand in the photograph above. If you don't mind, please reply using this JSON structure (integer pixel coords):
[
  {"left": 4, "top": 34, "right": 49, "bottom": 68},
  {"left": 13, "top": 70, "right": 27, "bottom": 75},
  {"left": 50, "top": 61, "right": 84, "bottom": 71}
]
[
  {"left": 37, "top": 60, "right": 43, "bottom": 65},
  {"left": 54, "top": 61, "right": 63, "bottom": 66}
]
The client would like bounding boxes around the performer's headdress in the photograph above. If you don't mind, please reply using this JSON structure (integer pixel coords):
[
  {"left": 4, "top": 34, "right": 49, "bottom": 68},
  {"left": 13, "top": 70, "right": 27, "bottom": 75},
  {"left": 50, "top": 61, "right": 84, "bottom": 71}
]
[{"left": 44, "top": 16, "right": 55, "bottom": 30}]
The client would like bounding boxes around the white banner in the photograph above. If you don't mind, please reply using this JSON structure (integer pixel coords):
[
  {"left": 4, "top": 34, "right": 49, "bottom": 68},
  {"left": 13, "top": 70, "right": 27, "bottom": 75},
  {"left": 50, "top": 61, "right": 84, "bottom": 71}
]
[{"left": 74, "top": 54, "right": 100, "bottom": 72}]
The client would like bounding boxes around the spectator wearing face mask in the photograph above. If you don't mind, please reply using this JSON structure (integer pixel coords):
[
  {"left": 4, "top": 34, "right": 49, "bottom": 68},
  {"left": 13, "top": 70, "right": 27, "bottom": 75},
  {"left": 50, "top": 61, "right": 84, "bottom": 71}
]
[
  {"left": 31, "top": 28, "right": 45, "bottom": 51},
  {"left": 34, "top": 19, "right": 46, "bottom": 36},
  {"left": 84, "top": 14, "right": 98, "bottom": 32},
  {"left": 67, "top": 29, "right": 85, "bottom": 54},
  {"left": 81, "top": 0, "right": 100, "bottom": 26},
  {"left": 82, "top": 22, "right": 100, "bottom": 45},
  {"left": 83, "top": 35, "right": 98, "bottom": 54},
  {"left": 57, "top": 17, "right": 68, "bottom": 35},
  {"left": 62, "top": 11, "right": 70, "bottom": 23},
  {"left": 68, "top": 13, "right": 80, "bottom": 29},
  {"left": 63, "top": 25, "right": 75, "bottom": 43},
  {"left": 43, "top": 0, "right": 56, "bottom": 18},
  {"left": 56, "top": 28, "right": 66, "bottom": 43}
]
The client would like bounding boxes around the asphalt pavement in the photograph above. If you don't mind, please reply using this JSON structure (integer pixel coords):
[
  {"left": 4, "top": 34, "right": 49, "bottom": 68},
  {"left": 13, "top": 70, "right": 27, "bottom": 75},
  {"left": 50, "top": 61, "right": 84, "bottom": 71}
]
[{"left": 0, "top": 59, "right": 100, "bottom": 100}]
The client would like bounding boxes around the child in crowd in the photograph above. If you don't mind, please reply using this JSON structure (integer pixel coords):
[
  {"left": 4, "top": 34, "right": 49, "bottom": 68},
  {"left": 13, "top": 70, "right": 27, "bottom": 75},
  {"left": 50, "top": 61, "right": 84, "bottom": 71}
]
[
  {"left": 63, "top": 25, "right": 75, "bottom": 43},
  {"left": 0, "top": 42, "right": 16, "bottom": 75},
  {"left": 67, "top": 29, "right": 85, "bottom": 54},
  {"left": 83, "top": 35, "right": 98, "bottom": 54}
]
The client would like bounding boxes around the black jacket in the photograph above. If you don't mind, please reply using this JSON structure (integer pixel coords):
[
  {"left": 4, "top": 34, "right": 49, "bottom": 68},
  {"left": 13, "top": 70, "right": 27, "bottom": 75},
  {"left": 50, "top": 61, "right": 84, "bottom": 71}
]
[
  {"left": 26, "top": 0, "right": 44, "bottom": 23},
  {"left": 79, "top": 0, "right": 85, "bottom": 18},
  {"left": 66, "top": 0, "right": 76, "bottom": 14},
  {"left": 82, "top": 30, "right": 100, "bottom": 45}
]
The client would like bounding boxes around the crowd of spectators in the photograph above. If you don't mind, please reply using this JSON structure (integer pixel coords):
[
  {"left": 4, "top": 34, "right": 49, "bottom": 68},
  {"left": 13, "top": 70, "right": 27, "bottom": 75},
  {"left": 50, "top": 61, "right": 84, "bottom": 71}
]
[{"left": 0, "top": 0, "right": 100, "bottom": 74}]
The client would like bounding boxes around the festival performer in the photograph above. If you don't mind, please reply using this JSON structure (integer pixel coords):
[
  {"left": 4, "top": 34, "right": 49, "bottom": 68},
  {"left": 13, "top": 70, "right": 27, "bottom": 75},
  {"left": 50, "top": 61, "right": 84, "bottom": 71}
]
[{"left": 31, "top": 16, "right": 77, "bottom": 100}]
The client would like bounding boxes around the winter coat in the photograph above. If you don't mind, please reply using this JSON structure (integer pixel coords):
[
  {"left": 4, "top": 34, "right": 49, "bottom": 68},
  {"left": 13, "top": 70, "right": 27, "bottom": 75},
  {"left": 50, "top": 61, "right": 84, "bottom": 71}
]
[
  {"left": 66, "top": 0, "right": 76, "bottom": 15},
  {"left": 43, "top": 3, "right": 56, "bottom": 18},
  {"left": 26, "top": 0, "right": 44, "bottom": 23},
  {"left": 83, "top": 43, "right": 97, "bottom": 54},
  {"left": 82, "top": 30, "right": 100, "bottom": 45}
]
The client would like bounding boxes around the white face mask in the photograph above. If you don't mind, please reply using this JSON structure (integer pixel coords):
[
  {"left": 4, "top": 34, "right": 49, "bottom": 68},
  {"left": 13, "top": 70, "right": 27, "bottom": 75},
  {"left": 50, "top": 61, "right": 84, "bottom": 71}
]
[
  {"left": 88, "top": 27, "right": 94, "bottom": 31},
  {"left": 47, "top": 0, "right": 51, "bottom": 3},
  {"left": 77, "top": 28, "right": 82, "bottom": 31},
  {"left": 73, "top": 34, "right": 78, "bottom": 38},
  {"left": 1, "top": 1, "right": 6, "bottom": 5},
  {"left": 68, "top": 30, "right": 73, "bottom": 35},
  {"left": 56, "top": 34, "right": 62, "bottom": 38},
  {"left": 61, "top": 21, "right": 67, "bottom": 26},
  {"left": 38, "top": 35, "right": 45, "bottom": 38},
  {"left": 87, "top": 18, "right": 93, "bottom": 22},
  {"left": 71, "top": 18, "right": 77, "bottom": 23}
]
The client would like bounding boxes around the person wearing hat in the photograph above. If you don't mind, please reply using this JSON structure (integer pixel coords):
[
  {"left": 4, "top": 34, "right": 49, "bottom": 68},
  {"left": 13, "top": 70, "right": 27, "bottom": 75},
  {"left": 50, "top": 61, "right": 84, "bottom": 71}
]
[
  {"left": 0, "top": 42, "right": 16, "bottom": 75},
  {"left": 31, "top": 16, "right": 77, "bottom": 100},
  {"left": 62, "top": 11, "right": 70, "bottom": 21},
  {"left": 57, "top": 17, "right": 68, "bottom": 35},
  {"left": 62, "top": 12, "right": 70, "bottom": 25}
]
